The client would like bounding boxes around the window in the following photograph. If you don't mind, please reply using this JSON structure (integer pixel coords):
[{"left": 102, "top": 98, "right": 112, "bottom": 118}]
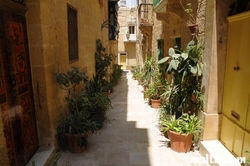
[
  {"left": 67, "top": 5, "right": 78, "bottom": 62},
  {"left": 175, "top": 37, "right": 181, "bottom": 50},
  {"left": 129, "top": 25, "right": 135, "bottom": 34},
  {"left": 157, "top": 39, "right": 164, "bottom": 60}
]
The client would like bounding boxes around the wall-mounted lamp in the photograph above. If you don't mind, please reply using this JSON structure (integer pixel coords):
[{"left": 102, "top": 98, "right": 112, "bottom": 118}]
[
  {"left": 101, "top": 19, "right": 120, "bottom": 40},
  {"left": 126, "top": 31, "right": 130, "bottom": 41}
]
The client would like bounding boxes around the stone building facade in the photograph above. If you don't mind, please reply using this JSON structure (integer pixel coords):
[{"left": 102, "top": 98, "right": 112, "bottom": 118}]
[
  {"left": 137, "top": 0, "right": 250, "bottom": 161},
  {"left": 117, "top": 5, "right": 137, "bottom": 70},
  {"left": 0, "top": 0, "right": 119, "bottom": 165}
]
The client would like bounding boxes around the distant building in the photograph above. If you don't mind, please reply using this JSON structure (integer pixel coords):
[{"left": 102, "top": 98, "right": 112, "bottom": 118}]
[{"left": 117, "top": 3, "right": 137, "bottom": 69}]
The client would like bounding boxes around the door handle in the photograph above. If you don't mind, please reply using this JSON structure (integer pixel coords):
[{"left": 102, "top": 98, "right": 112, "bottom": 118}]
[{"left": 233, "top": 66, "right": 240, "bottom": 71}]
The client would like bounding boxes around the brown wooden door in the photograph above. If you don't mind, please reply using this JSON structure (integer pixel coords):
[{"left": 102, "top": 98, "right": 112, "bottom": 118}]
[{"left": 0, "top": 10, "right": 38, "bottom": 165}]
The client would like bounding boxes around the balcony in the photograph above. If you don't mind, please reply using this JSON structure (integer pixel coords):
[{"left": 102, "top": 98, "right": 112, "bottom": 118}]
[
  {"left": 123, "top": 34, "right": 136, "bottom": 42},
  {"left": 138, "top": 3, "right": 153, "bottom": 27},
  {"left": 153, "top": 0, "right": 168, "bottom": 13}
]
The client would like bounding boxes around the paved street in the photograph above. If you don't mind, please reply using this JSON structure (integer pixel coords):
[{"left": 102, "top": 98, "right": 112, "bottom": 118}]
[{"left": 57, "top": 71, "right": 209, "bottom": 166}]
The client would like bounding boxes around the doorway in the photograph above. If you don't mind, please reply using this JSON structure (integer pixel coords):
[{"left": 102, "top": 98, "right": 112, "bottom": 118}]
[
  {"left": 119, "top": 52, "right": 127, "bottom": 70},
  {"left": 0, "top": 10, "right": 39, "bottom": 165}
]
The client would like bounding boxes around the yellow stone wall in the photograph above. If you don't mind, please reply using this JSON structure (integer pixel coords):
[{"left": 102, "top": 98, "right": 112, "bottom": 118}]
[
  {"left": 117, "top": 6, "right": 137, "bottom": 69},
  {"left": 26, "top": 0, "right": 109, "bottom": 147}
]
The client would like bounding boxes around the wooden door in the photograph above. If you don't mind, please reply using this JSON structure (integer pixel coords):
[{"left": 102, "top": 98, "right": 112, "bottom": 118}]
[
  {"left": 222, "top": 12, "right": 250, "bottom": 128},
  {"left": 221, "top": 11, "right": 250, "bottom": 157},
  {"left": 0, "top": 10, "right": 38, "bottom": 165},
  {"left": 120, "top": 53, "right": 126, "bottom": 70}
]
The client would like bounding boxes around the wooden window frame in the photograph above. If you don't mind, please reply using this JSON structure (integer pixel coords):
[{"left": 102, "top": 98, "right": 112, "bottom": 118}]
[{"left": 67, "top": 4, "right": 79, "bottom": 63}]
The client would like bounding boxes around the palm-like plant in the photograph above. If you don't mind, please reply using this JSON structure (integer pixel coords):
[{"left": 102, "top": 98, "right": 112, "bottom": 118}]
[
  {"left": 160, "top": 113, "right": 202, "bottom": 142},
  {"left": 141, "top": 56, "right": 157, "bottom": 87},
  {"left": 158, "top": 40, "right": 204, "bottom": 118},
  {"left": 145, "top": 68, "right": 168, "bottom": 100}
]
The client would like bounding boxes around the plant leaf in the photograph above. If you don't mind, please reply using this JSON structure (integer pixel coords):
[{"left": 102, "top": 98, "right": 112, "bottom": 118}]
[
  {"left": 190, "top": 65, "right": 197, "bottom": 74},
  {"left": 158, "top": 56, "right": 170, "bottom": 64},
  {"left": 170, "top": 60, "right": 179, "bottom": 70},
  {"left": 181, "top": 53, "right": 188, "bottom": 60},
  {"left": 169, "top": 48, "right": 175, "bottom": 56}
]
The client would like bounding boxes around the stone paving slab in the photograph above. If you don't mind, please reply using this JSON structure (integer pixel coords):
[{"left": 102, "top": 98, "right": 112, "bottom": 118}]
[{"left": 57, "top": 71, "right": 209, "bottom": 166}]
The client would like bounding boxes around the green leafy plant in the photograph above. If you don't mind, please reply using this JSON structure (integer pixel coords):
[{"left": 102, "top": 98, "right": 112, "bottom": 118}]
[
  {"left": 131, "top": 65, "right": 140, "bottom": 79},
  {"left": 141, "top": 56, "right": 157, "bottom": 87},
  {"left": 84, "top": 75, "right": 112, "bottom": 129},
  {"left": 54, "top": 67, "right": 98, "bottom": 150},
  {"left": 54, "top": 67, "right": 89, "bottom": 115},
  {"left": 134, "top": 69, "right": 144, "bottom": 84},
  {"left": 111, "top": 64, "right": 123, "bottom": 84},
  {"left": 95, "top": 39, "right": 115, "bottom": 93},
  {"left": 158, "top": 40, "right": 204, "bottom": 118},
  {"left": 180, "top": 0, "right": 196, "bottom": 25},
  {"left": 160, "top": 113, "right": 202, "bottom": 142},
  {"left": 145, "top": 69, "right": 167, "bottom": 100}
]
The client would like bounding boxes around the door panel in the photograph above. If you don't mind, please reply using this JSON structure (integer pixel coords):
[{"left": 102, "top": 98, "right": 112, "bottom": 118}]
[
  {"left": 233, "top": 126, "right": 244, "bottom": 156},
  {"left": 120, "top": 54, "right": 126, "bottom": 69},
  {"left": 242, "top": 132, "right": 250, "bottom": 160},
  {"left": 221, "top": 11, "right": 250, "bottom": 158},
  {"left": 0, "top": 10, "right": 38, "bottom": 165},
  {"left": 220, "top": 116, "right": 235, "bottom": 151}
]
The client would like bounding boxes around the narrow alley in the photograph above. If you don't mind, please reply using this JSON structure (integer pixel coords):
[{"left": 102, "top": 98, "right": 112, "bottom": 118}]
[{"left": 57, "top": 71, "right": 208, "bottom": 166}]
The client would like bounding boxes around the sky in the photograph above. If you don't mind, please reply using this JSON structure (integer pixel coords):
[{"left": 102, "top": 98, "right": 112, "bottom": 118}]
[
  {"left": 126, "top": 0, "right": 137, "bottom": 7},
  {"left": 119, "top": 0, "right": 137, "bottom": 7}
]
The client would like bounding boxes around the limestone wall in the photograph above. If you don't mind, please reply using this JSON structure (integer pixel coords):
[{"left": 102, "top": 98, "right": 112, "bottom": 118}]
[
  {"left": 117, "top": 6, "right": 137, "bottom": 68},
  {"left": 26, "top": 0, "right": 108, "bottom": 147}
]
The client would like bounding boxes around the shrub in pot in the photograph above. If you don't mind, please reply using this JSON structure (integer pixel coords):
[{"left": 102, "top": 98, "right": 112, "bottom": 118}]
[
  {"left": 158, "top": 40, "right": 204, "bottom": 117},
  {"left": 54, "top": 67, "right": 98, "bottom": 153},
  {"left": 141, "top": 56, "right": 157, "bottom": 89},
  {"left": 84, "top": 75, "right": 112, "bottom": 129},
  {"left": 158, "top": 40, "right": 204, "bottom": 153},
  {"left": 95, "top": 39, "right": 115, "bottom": 93},
  {"left": 57, "top": 109, "right": 98, "bottom": 153},
  {"left": 111, "top": 64, "right": 123, "bottom": 85},
  {"left": 131, "top": 65, "right": 140, "bottom": 79},
  {"left": 160, "top": 113, "right": 202, "bottom": 153},
  {"left": 145, "top": 69, "right": 168, "bottom": 108}
]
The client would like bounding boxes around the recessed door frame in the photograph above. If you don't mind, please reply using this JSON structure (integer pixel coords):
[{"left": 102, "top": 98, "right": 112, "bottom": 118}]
[{"left": 118, "top": 52, "right": 127, "bottom": 69}]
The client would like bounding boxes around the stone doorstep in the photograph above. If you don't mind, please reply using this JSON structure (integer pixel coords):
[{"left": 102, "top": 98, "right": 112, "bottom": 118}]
[
  {"left": 26, "top": 147, "right": 56, "bottom": 166},
  {"left": 199, "top": 140, "right": 241, "bottom": 166}
]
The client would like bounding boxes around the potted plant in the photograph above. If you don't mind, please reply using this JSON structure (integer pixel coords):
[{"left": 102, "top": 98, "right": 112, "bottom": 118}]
[
  {"left": 134, "top": 69, "right": 144, "bottom": 85},
  {"left": 57, "top": 109, "right": 98, "bottom": 153},
  {"left": 141, "top": 56, "right": 157, "bottom": 89},
  {"left": 145, "top": 69, "right": 168, "bottom": 108},
  {"left": 160, "top": 113, "right": 202, "bottom": 153},
  {"left": 95, "top": 39, "right": 115, "bottom": 93},
  {"left": 158, "top": 40, "right": 204, "bottom": 118},
  {"left": 111, "top": 64, "right": 123, "bottom": 85},
  {"left": 131, "top": 65, "right": 140, "bottom": 80},
  {"left": 180, "top": 0, "right": 197, "bottom": 34},
  {"left": 84, "top": 75, "right": 112, "bottom": 129},
  {"left": 158, "top": 40, "right": 204, "bottom": 153},
  {"left": 54, "top": 67, "right": 98, "bottom": 153}
]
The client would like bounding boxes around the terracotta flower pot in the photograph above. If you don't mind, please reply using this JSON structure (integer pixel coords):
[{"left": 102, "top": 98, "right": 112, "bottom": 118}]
[
  {"left": 64, "top": 133, "right": 88, "bottom": 153},
  {"left": 187, "top": 24, "right": 198, "bottom": 34},
  {"left": 151, "top": 99, "right": 161, "bottom": 108},
  {"left": 167, "top": 130, "right": 193, "bottom": 153}
]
